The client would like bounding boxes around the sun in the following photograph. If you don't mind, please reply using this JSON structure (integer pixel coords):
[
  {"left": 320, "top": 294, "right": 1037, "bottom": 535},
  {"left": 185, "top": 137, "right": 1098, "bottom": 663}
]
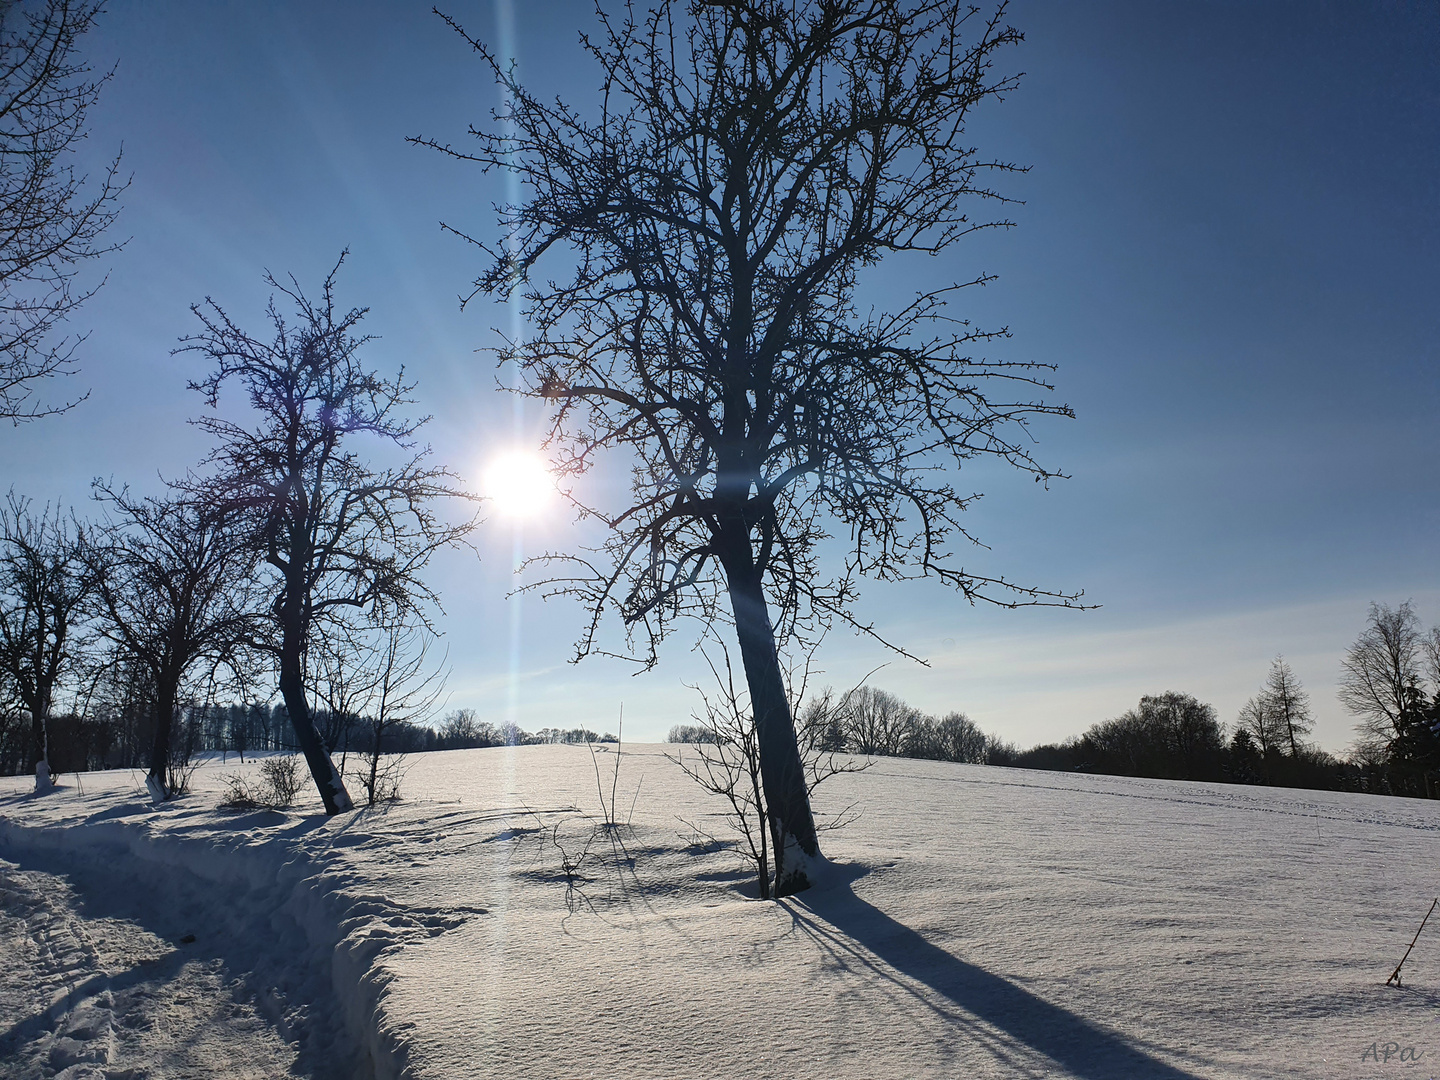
[{"left": 483, "top": 450, "right": 556, "bottom": 520}]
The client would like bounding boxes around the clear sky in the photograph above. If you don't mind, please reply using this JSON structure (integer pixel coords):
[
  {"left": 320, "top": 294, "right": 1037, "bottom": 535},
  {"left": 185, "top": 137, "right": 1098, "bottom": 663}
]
[{"left": 2, "top": 1, "right": 1436, "bottom": 750}]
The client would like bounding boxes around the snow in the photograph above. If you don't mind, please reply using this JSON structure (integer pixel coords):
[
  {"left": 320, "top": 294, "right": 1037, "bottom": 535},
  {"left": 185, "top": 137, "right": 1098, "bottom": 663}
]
[{"left": 3, "top": 745, "right": 1439, "bottom": 1078}]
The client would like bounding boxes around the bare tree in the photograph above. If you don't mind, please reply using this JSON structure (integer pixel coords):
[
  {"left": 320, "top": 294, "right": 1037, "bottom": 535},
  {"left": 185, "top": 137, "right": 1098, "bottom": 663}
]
[
  {"left": 1234, "top": 694, "right": 1281, "bottom": 782},
  {"left": 0, "top": 0, "right": 126, "bottom": 422},
  {"left": 313, "top": 611, "right": 384, "bottom": 765},
  {"left": 840, "top": 685, "right": 917, "bottom": 757},
  {"left": 1262, "top": 655, "right": 1311, "bottom": 758},
  {"left": 85, "top": 484, "right": 258, "bottom": 801},
  {"left": 933, "top": 711, "right": 987, "bottom": 764},
  {"left": 0, "top": 493, "right": 91, "bottom": 788},
  {"left": 674, "top": 642, "right": 864, "bottom": 899},
  {"left": 1339, "top": 602, "right": 1425, "bottom": 757},
  {"left": 348, "top": 619, "right": 446, "bottom": 807},
  {"left": 181, "top": 255, "right": 478, "bottom": 814},
  {"left": 420, "top": 0, "right": 1078, "bottom": 893}
]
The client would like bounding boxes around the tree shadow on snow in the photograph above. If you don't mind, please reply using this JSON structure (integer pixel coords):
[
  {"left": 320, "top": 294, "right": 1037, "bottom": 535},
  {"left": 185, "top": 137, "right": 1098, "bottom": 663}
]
[{"left": 792, "top": 868, "right": 1207, "bottom": 1080}]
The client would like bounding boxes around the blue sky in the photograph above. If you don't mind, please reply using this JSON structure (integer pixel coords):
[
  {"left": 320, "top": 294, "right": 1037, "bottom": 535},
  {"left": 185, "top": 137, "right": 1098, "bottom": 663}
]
[{"left": 2, "top": 1, "right": 1436, "bottom": 749}]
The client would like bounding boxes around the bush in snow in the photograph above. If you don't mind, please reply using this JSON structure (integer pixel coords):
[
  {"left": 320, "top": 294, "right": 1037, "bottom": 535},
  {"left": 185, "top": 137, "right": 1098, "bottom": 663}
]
[
  {"left": 220, "top": 755, "right": 303, "bottom": 809},
  {"left": 672, "top": 646, "right": 866, "bottom": 900}
]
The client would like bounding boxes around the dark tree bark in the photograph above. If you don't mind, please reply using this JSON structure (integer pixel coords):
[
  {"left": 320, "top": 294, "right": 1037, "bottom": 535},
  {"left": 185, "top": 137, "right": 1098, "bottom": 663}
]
[
  {"left": 723, "top": 550, "right": 818, "bottom": 885},
  {"left": 148, "top": 662, "right": 176, "bottom": 784},
  {"left": 276, "top": 596, "right": 349, "bottom": 812}
]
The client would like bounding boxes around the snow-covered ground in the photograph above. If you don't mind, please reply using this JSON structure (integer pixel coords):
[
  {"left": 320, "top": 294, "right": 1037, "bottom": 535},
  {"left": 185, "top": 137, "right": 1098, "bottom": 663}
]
[{"left": 2, "top": 745, "right": 1438, "bottom": 1079}]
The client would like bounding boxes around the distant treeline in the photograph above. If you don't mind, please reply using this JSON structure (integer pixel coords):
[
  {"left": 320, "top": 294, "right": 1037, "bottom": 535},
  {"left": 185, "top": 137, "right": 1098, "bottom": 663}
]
[
  {"left": 671, "top": 684, "right": 990, "bottom": 765},
  {"left": 985, "top": 691, "right": 1359, "bottom": 792},
  {"left": 0, "top": 701, "right": 615, "bottom": 778},
  {"left": 669, "top": 681, "right": 1429, "bottom": 799}
]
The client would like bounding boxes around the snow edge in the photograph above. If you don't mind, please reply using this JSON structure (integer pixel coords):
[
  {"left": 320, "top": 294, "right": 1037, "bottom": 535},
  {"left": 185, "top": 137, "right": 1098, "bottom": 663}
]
[{"left": 0, "top": 806, "right": 415, "bottom": 1080}]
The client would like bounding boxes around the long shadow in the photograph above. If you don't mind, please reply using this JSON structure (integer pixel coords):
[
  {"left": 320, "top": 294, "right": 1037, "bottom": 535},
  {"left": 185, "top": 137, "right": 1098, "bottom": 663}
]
[{"left": 795, "top": 874, "right": 1207, "bottom": 1080}]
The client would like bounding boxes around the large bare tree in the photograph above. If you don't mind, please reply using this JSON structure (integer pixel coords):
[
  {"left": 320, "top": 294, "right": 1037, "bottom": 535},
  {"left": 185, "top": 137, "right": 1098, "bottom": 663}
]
[
  {"left": 0, "top": 0, "right": 125, "bottom": 422},
  {"left": 1340, "top": 601, "right": 1430, "bottom": 762},
  {"left": 419, "top": 0, "right": 1078, "bottom": 891},
  {"left": 182, "top": 256, "right": 477, "bottom": 814}
]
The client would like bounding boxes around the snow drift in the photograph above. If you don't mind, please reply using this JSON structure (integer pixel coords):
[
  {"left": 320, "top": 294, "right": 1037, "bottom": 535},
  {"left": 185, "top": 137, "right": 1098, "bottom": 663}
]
[{"left": 2, "top": 744, "right": 1439, "bottom": 1079}]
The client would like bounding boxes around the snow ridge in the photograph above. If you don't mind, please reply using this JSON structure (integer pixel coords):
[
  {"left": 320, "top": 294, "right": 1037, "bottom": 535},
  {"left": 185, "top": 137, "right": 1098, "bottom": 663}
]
[{"left": 0, "top": 793, "right": 479, "bottom": 1080}]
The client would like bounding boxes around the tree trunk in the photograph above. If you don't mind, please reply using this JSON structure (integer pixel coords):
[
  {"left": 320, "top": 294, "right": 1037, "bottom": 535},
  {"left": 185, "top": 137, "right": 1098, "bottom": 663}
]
[
  {"left": 28, "top": 709, "right": 50, "bottom": 792},
  {"left": 278, "top": 611, "right": 354, "bottom": 815},
  {"left": 26, "top": 682, "right": 51, "bottom": 792},
  {"left": 724, "top": 563, "right": 820, "bottom": 896},
  {"left": 148, "top": 672, "right": 177, "bottom": 800}
]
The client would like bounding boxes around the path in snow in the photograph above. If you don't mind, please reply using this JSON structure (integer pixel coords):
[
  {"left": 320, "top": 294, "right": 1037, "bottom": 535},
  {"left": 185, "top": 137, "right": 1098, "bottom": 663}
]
[{"left": 0, "top": 848, "right": 302, "bottom": 1080}]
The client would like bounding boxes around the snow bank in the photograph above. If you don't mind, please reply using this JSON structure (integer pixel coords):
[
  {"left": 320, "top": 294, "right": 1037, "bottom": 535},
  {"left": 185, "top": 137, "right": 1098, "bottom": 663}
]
[
  {"left": 4, "top": 746, "right": 1440, "bottom": 1079},
  {"left": 0, "top": 757, "right": 446, "bottom": 1079}
]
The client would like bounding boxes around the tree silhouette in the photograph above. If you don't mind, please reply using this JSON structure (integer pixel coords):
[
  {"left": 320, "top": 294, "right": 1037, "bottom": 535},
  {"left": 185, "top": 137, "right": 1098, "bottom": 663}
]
[
  {"left": 182, "top": 256, "right": 477, "bottom": 814},
  {"left": 0, "top": 494, "right": 91, "bottom": 788},
  {"left": 1261, "top": 655, "right": 1311, "bottom": 758},
  {"left": 420, "top": 0, "right": 1079, "bottom": 891},
  {"left": 86, "top": 484, "right": 258, "bottom": 800},
  {"left": 1339, "top": 601, "right": 1425, "bottom": 761},
  {"left": 0, "top": 0, "right": 126, "bottom": 422}
]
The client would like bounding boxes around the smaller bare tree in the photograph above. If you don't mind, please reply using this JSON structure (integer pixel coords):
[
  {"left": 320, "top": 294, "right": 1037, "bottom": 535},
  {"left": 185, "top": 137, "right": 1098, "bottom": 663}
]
[
  {"left": 0, "top": 494, "right": 92, "bottom": 789},
  {"left": 348, "top": 619, "right": 447, "bottom": 807},
  {"left": 673, "top": 642, "right": 866, "bottom": 900},
  {"left": 933, "top": 711, "right": 989, "bottom": 764},
  {"left": 313, "top": 612, "right": 385, "bottom": 769},
  {"left": 86, "top": 484, "right": 259, "bottom": 800},
  {"left": 1262, "top": 656, "right": 1312, "bottom": 758},
  {"left": 1235, "top": 694, "right": 1283, "bottom": 770},
  {"left": 840, "top": 685, "right": 918, "bottom": 757}
]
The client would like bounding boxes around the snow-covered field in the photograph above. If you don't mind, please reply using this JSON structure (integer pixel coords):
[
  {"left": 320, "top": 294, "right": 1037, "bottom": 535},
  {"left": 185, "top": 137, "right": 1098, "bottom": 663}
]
[{"left": 2, "top": 745, "right": 1438, "bottom": 1079}]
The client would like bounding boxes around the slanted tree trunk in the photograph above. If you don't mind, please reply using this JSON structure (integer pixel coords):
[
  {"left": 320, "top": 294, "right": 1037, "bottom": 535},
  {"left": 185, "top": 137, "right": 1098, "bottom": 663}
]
[
  {"left": 722, "top": 553, "right": 819, "bottom": 896},
  {"left": 277, "top": 590, "right": 352, "bottom": 815}
]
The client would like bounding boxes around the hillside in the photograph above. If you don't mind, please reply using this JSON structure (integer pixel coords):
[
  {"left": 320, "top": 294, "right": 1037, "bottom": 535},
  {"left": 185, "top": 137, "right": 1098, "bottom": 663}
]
[{"left": 2, "top": 745, "right": 1437, "bottom": 1078}]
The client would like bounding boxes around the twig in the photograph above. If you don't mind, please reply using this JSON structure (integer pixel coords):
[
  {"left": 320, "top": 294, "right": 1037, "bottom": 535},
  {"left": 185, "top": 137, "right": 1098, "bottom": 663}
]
[
  {"left": 610, "top": 707, "right": 623, "bottom": 827},
  {"left": 587, "top": 738, "right": 612, "bottom": 826},
  {"left": 1387, "top": 898, "right": 1438, "bottom": 986},
  {"left": 626, "top": 775, "right": 644, "bottom": 827}
]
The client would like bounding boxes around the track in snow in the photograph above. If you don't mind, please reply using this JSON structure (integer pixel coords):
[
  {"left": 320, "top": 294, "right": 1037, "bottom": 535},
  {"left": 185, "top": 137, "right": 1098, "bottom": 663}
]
[{"left": 0, "top": 851, "right": 304, "bottom": 1080}]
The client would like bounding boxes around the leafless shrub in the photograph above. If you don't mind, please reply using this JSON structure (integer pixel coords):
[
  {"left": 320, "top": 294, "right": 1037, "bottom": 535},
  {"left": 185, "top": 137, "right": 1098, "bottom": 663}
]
[
  {"left": 673, "top": 643, "right": 868, "bottom": 900},
  {"left": 219, "top": 754, "right": 303, "bottom": 809}
]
